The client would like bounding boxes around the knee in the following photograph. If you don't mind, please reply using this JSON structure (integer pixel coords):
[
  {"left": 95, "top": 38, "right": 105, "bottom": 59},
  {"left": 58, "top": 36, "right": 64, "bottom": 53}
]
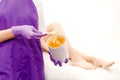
[
  {"left": 46, "top": 22, "right": 62, "bottom": 31},
  {"left": 51, "top": 22, "right": 61, "bottom": 26}
]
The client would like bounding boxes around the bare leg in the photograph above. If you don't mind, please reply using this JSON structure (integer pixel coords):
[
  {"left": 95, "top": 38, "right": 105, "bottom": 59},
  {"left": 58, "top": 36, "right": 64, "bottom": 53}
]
[
  {"left": 70, "top": 48, "right": 115, "bottom": 69},
  {"left": 41, "top": 22, "right": 114, "bottom": 69}
]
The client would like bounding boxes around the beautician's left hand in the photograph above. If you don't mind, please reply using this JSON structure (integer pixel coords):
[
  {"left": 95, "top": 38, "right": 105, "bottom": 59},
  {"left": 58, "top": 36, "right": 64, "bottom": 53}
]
[{"left": 48, "top": 52, "right": 69, "bottom": 66}]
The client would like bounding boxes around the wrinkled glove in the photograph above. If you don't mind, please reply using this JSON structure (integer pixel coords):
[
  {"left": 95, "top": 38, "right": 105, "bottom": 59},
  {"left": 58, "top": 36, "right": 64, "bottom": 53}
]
[
  {"left": 11, "top": 25, "right": 46, "bottom": 39},
  {"left": 48, "top": 52, "right": 69, "bottom": 66}
]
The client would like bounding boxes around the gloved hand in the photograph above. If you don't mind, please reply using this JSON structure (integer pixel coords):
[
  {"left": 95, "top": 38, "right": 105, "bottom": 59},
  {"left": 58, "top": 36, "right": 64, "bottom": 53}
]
[
  {"left": 48, "top": 52, "right": 69, "bottom": 66},
  {"left": 11, "top": 25, "right": 46, "bottom": 39}
]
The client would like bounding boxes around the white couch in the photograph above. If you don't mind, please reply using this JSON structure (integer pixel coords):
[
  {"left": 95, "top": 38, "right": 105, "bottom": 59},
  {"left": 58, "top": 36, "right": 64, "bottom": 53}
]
[{"left": 44, "top": 53, "right": 120, "bottom": 80}]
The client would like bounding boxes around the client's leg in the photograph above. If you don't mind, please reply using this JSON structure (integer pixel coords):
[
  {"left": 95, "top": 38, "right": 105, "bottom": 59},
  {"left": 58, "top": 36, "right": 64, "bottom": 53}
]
[
  {"left": 69, "top": 48, "right": 115, "bottom": 69},
  {"left": 41, "top": 22, "right": 114, "bottom": 69}
]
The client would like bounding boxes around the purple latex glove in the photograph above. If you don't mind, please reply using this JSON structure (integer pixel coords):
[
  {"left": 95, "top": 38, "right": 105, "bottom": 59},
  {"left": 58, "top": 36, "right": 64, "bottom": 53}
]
[
  {"left": 48, "top": 52, "right": 69, "bottom": 67},
  {"left": 11, "top": 25, "right": 47, "bottom": 39}
]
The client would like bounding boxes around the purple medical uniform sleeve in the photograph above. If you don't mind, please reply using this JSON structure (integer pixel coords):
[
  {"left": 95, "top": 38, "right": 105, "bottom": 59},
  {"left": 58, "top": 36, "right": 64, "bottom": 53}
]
[{"left": 0, "top": 0, "right": 45, "bottom": 80}]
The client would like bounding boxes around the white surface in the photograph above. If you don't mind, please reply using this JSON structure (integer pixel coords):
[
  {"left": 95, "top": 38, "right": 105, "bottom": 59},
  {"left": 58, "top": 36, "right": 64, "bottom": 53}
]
[
  {"left": 44, "top": 53, "right": 120, "bottom": 80},
  {"left": 34, "top": 0, "right": 120, "bottom": 80}
]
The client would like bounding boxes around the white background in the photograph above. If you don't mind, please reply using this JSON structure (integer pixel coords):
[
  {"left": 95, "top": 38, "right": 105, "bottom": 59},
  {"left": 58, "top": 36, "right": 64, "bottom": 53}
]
[
  {"left": 41, "top": 0, "right": 120, "bottom": 61},
  {"left": 34, "top": 0, "right": 120, "bottom": 79}
]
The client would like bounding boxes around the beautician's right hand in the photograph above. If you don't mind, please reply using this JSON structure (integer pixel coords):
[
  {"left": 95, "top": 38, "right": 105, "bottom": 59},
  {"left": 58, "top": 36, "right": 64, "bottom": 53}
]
[{"left": 11, "top": 25, "right": 46, "bottom": 39}]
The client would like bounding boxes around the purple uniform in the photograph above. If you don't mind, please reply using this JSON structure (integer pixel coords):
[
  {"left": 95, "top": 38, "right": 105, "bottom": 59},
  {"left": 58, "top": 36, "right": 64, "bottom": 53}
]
[{"left": 0, "top": 0, "right": 45, "bottom": 80}]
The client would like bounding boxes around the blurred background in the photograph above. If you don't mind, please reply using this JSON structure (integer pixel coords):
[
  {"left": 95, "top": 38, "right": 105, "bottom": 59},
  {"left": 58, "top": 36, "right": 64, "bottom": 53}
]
[
  {"left": 32, "top": 0, "right": 120, "bottom": 79},
  {"left": 37, "top": 0, "right": 120, "bottom": 62}
]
